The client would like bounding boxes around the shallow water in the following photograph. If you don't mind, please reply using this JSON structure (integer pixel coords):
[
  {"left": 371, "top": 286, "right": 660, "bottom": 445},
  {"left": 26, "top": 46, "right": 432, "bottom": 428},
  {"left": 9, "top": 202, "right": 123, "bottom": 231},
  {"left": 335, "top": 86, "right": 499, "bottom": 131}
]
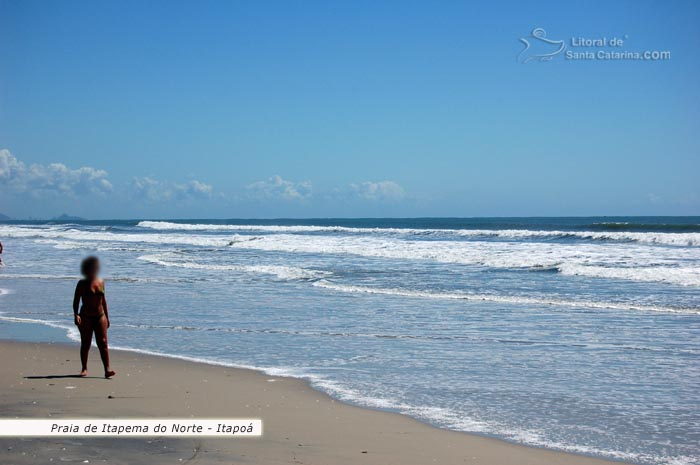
[{"left": 0, "top": 217, "right": 698, "bottom": 464}]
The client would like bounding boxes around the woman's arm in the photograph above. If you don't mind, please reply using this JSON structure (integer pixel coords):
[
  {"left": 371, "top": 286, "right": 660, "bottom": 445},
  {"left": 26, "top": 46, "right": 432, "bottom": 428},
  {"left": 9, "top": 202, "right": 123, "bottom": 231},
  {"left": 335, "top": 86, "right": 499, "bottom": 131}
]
[
  {"left": 73, "top": 282, "right": 82, "bottom": 326},
  {"left": 102, "top": 281, "right": 110, "bottom": 328}
]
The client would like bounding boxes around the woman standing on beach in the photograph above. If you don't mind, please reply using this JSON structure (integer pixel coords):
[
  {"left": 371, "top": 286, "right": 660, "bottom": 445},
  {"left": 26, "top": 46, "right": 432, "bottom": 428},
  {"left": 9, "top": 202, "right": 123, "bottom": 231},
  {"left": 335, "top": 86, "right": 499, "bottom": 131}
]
[{"left": 73, "top": 256, "right": 115, "bottom": 378}]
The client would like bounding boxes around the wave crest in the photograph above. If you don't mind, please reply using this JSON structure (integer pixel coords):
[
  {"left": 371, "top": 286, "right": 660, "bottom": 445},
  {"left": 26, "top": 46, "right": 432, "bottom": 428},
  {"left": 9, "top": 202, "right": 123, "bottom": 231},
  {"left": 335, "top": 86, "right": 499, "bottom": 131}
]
[
  {"left": 312, "top": 281, "right": 699, "bottom": 314},
  {"left": 136, "top": 221, "right": 700, "bottom": 246},
  {"left": 138, "top": 254, "right": 329, "bottom": 281}
]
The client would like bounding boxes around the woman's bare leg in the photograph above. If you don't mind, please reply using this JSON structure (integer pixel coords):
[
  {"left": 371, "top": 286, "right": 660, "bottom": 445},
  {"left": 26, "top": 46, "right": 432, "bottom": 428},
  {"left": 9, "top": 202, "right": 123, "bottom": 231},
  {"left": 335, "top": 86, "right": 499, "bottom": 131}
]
[
  {"left": 78, "top": 320, "right": 93, "bottom": 376},
  {"left": 94, "top": 316, "right": 115, "bottom": 378}
]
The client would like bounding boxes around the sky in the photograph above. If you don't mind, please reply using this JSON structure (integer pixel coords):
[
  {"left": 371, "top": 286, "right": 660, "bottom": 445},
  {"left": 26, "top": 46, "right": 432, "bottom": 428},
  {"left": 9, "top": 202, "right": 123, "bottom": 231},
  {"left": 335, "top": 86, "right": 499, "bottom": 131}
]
[{"left": 1, "top": 0, "right": 699, "bottom": 219}]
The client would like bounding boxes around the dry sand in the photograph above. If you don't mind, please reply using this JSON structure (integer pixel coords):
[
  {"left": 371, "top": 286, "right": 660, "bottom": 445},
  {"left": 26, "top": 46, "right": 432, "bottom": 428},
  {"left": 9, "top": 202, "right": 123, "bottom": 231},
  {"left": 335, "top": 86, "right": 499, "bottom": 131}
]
[{"left": 0, "top": 340, "right": 625, "bottom": 465}]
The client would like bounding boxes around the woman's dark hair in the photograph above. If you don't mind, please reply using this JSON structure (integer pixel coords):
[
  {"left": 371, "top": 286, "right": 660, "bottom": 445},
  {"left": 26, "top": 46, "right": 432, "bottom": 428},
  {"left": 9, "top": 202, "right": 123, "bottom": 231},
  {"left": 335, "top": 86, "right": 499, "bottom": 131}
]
[{"left": 81, "top": 256, "right": 100, "bottom": 277}]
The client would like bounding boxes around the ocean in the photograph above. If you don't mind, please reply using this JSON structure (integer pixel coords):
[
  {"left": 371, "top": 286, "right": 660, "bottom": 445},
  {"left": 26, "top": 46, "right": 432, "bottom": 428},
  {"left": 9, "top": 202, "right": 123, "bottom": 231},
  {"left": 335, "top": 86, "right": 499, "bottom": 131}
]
[{"left": 0, "top": 217, "right": 698, "bottom": 464}]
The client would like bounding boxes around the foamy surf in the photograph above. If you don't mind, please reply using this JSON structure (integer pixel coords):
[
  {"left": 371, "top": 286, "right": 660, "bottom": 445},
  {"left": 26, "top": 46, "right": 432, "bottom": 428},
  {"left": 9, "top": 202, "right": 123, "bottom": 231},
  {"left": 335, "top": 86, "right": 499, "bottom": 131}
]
[
  {"left": 312, "top": 280, "right": 699, "bottom": 314},
  {"left": 223, "top": 233, "right": 700, "bottom": 286},
  {"left": 137, "top": 220, "right": 700, "bottom": 246},
  {"left": 2, "top": 223, "right": 699, "bottom": 285},
  {"left": 137, "top": 253, "right": 330, "bottom": 281}
]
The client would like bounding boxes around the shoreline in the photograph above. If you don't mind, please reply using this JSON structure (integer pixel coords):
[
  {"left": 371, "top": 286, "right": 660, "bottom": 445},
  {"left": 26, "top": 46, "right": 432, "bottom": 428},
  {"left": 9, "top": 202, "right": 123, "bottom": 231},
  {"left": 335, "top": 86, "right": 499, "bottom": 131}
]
[{"left": 0, "top": 339, "right": 627, "bottom": 464}]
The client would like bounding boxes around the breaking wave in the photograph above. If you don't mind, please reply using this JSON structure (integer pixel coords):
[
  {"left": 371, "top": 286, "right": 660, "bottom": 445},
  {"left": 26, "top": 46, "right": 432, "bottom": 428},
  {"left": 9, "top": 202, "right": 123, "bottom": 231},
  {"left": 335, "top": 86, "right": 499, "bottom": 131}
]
[
  {"left": 137, "top": 221, "right": 700, "bottom": 246},
  {"left": 138, "top": 253, "right": 330, "bottom": 281},
  {"left": 312, "top": 281, "right": 699, "bottom": 314},
  {"left": 2, "top": 224, "right": 698, "bottom": 285},
  {"left": 223, "top": 234, "right": 700, "bottom": 286}
]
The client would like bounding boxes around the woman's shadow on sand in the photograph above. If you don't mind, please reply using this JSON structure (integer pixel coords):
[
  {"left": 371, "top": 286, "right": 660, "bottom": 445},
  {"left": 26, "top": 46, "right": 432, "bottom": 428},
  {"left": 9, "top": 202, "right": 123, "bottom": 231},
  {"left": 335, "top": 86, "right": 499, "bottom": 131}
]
[{"left": 24, "top": 375, "right": 103, "bottom": 379}]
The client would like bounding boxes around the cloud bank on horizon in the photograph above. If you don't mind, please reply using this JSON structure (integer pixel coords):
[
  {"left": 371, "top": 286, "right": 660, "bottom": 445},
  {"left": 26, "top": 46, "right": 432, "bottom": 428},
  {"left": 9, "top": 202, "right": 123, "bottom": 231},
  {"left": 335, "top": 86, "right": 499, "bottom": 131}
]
[
  {"left": 1, "top": 147, "right": 696, "bottom": 219},
  {"left": 0, "top": 149, "right": 410, "bottom": 219}
]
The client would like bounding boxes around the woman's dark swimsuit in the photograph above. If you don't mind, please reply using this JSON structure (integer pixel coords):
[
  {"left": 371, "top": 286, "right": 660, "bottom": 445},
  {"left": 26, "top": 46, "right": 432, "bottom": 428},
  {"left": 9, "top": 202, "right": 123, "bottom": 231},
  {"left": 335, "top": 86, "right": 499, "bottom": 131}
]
[
  {"left": 80, "top": 281, "right": 105, "bottom": 324},
  {"left": 81, "top": 312, "right": 105, "bottom": 326}
]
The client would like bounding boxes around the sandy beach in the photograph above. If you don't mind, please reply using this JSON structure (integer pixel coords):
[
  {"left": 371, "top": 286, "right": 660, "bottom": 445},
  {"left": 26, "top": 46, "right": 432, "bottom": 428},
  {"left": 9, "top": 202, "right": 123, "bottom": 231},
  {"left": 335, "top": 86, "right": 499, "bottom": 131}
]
[{"left": 0, "top": 340, "right": 625, "bottom": 465}]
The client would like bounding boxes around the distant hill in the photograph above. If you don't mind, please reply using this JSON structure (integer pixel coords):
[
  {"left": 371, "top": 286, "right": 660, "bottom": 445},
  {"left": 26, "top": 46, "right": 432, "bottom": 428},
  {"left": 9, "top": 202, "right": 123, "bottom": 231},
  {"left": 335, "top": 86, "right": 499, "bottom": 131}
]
[
  {"left": 0, "top": 213, "right": 11, "bottom": 220},
  {"left": 52, "top": 213, "right": 85, "bottom": 221}
]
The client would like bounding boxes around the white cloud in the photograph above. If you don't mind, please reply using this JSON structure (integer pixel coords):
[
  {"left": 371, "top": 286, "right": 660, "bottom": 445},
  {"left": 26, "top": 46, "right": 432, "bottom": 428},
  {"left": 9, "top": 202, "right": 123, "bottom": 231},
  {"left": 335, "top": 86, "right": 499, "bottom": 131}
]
[
  {"left": 0, "top": 149, "right": 112, "bottom": 196},
  {"left": 131, "top": 176, "right": 167, "bottom": 202},
  {"left": 185, "top": 180, "right": 213, "bottom": 197},
  {"left": 246, "top": 175, "right": 312, "bottom": 201},
  {"left": 131, "top": 177, "right": 213, "bottom": 202},
  {"left": 0, "top": 149, "right": 23, "bottom": 182},
  {"left": 348, "top": 180, "right": 406, "bottom": 202},
  {"left": 1, "top": 149, "right": 409, "bottom": 217}
]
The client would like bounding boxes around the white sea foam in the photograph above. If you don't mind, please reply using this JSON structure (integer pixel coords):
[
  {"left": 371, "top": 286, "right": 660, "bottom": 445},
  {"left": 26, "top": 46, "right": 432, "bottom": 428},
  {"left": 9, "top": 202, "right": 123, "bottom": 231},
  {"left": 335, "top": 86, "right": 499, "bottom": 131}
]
[
  {"left": 33, "top": 238, "right": 152, "bottom": 253},
  {"left": 465, "top": 228, "right": 700, "bottom": 246},
  {"left": 0, "top": 225, "right": 230, "bottom": 247},
  {"left": 138, "top": 253, "right": 330, "bottom": 281},
  {"left": 137, "top": 221, "right": 700, "bottom": 246},
  {"left": 312, "top": 281, "right": 698, "bottom": 314},
  {"left": 224, "top": 234, "right": 700, "bottom": 286},
  {"left": 3, "top": 224, "right": 698, "bottom": 286},
  {"left": 558, "top": 263, "right": 700, "bottom": 286},
  {"left": 0, "top": 273, "right": 187, "bottom": 284},
  {"left": 0, "top": 316, "right": 81, "bottom": 342},
  {"left": 0, "top": 274, "right": 78, "bottom": 280},
  {"left": 137, "top": 221, "right": 367, "bottom": 233}
]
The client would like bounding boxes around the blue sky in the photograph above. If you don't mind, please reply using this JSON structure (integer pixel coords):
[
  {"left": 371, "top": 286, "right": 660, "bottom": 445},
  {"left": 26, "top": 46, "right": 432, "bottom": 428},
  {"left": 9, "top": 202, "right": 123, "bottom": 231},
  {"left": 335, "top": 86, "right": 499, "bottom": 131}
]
[{"left": 1, "top": 0, "right": 698, "bottom": 219}]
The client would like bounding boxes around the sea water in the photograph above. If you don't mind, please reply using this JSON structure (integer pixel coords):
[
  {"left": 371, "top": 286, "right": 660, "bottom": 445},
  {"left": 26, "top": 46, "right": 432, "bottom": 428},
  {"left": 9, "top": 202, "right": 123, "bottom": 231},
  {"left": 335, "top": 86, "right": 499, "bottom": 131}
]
[{"left": 0, "top": 217, "right": 698, "bottom": 464}]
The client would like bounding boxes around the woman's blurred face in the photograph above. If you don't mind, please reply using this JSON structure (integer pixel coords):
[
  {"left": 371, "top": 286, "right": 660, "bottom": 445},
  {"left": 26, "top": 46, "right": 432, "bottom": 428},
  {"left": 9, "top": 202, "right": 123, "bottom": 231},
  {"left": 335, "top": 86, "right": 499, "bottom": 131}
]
[{"left": 86, "top": 262, "right": 100, "bottom": 280}]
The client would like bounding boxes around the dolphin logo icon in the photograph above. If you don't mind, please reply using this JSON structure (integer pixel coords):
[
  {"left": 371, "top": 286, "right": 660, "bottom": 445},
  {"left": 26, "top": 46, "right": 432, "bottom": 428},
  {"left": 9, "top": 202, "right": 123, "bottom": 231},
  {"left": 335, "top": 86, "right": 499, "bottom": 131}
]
[{"left": 518, "top": 28, "right": 566, "bottom": 63}]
